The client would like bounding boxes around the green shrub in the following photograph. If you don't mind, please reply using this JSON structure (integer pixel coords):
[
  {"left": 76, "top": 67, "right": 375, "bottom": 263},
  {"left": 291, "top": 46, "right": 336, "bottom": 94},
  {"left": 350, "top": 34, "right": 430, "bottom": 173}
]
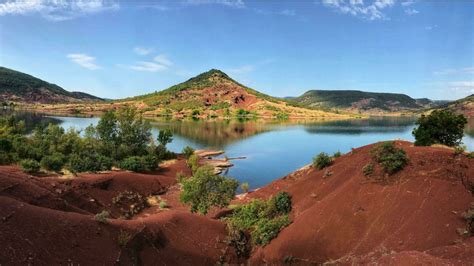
[
  {"left": 155, "top": 144, "right": 176, "bottom": 160},
  {"left": 142, "top": 154, "right": 159, "bottom": 171},
  {"left": 120, "top": 155, "right": 158, "bottom": 172},
  {"left": 333, "top": 151, "right": 342, "bottom": 158},
  {"left": 176, "top": 171, "right": 187, "bottom": 183},
  {"left": 68, "top": 153, "right": 113, "bottom": 173},
  {"left": 227, "top": 192, "right": 292, "bottom": 246},
  {"left": 95, "top": 210, "right": 110, "bottom": 223},
  {"left": 180, "top": 166, "right": 238, "bottom": 215},
  {"left": 187, "top": 154, "right": 200, "bottom": 172},
  {"left": 192, "top": 109, "right": 201, "bottom": 116},
  {"left": 182, "top": 145, "right": 195, "bottom": 159},
  {"left": 270, "top": 192, "right": 292, "bottom": 215},
  {"left": 313, "top": 152, "right": 332, "bottom": 170},
  {"left": 20, "top": 159, "right": 40, "bottom": 174},
  {"left": 467, "top": 152, "right": 474, "bottom": 159},
  {"left": 362, "top": 163, "right": 374, "bottom": 176},
  {"left": 253, "top": 215, "right": 291, "bottom": 246},
  {"left": 159, "top": 200, "right": 168, "bottom": 209},
  {"left": 119, "top": 156, "right": 151, "bottom": 172},
  {"left": 241, "top": 182, "right": 250, "bottom": 193},
  {"left": 40, "top": 153, "right": 65, "bottom": 172},
  {"left": 454, "top": 145, "right": 467, "bottom": 155},
  {"left": 371, "top": 142, "right": 409, "bottom": 175},
  {"left": 412, "top": 110, "right": 467, "bottom": 147}
]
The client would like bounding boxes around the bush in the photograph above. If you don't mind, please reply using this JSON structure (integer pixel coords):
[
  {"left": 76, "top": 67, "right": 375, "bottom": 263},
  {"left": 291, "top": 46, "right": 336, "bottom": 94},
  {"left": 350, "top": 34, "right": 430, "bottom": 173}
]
[
  {"left": 68, "top": 153, "right": 113, "bottom": 173},
  {"left": 333, "top": 151, "right": 342, "bottom": 158},
  {"left": 180, "top": 166, "right": 238, "bottom": 215},
  {"left": 270, "top": 192, "right": 292, "bottom": 215},
  {"left": 454, "top": 145, "right": 466, "bottom": 156},
  {"left": 227, "top": 192, "right": 292, "bottom": 246},
  {"left": 40, "top": 153, "right": 65, "bottom": 172},
  {"left": 182, "top": 145, "right": 195, "bottom": 159},
  {"left": 142, "top": 154, "right": 159, "bottom": 171},
  {"left": 412, "top": 110, "right": 467, "bottom": 147},
  {"left": 120, "top": 156, "right": 149, "bottom": 172},
  {"left": 159, "top": 200, "right": 168, "bottom": 209},
  {"left": 20, "top": 159, "right": 40, "bottom": 174},
  {"left": 313, "top": 152, "right": 332, "bottom": 170},
  {"left": 155, "top": 144, "right": 176, "bottom": 160},
  {"left": 371, "top": 142, "right": 409, "bottom": 175},
  {"left": 187, "top": 154, "right": 200, "bottom": 172},
  {"left": 253, "top": 215, "right": 291, "bottom": 246},
  {"left": 241, "top": 182, "right": 250, "bottom": 193},
  {"left": 95, "top": 210, "right": 110, "bottom": 223},
  {"left": 467, "top": 152, "right": 474, "bottom": 159},
  {"left": 176, "top": 171, "right": 187, "bottom": 183},
  {"left": 362, "top": 163, "right": 374, "bottom": 176}
]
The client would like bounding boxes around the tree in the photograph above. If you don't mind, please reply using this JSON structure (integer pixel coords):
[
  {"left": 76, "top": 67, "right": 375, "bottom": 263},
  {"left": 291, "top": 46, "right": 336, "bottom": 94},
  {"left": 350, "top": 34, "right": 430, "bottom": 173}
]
[
  {"left": 158, "top": 129, "right": 173, "bottom": 146},
  {"left": 412, "top": 110, "right": 467, "bottom": 147},
  {"left": 116, "top": 107, "right": 151, "bottom": 157},
  {"left": 180, "top": 166, "right": 238, "bottom": 215}
]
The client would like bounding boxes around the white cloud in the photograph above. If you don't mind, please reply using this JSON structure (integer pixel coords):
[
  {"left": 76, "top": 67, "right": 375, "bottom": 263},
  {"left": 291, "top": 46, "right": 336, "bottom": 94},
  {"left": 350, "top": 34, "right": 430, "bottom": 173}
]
[
  {"left": 434, "top": 67, "right": 474, "bottom": 75},
  {"left": 447, "top": 81, "right": 474, "bottom": 93},
  {"left": 0, "top": 0, "right": 119, "bottom": 21},
  {"left": 401, "top": 0, "right": 415, "bottom": 6},
  {"left": 404, "top": 8, "right": 418, "bottom": 15},
  {"left": 253, "top": 8, "right": 296, "bottom": 16},
  {"left": 183, "top": 0, "right": 245, "bottom": 8},
  {"left": 67, "top": 53, "right": 100, "bottom": 70},
  {"left": 322, "top": 0, "right": 391, "bottom": 20},
  {"left": 321, "top": 0, "right": 405, "bottom": 20},
  {"left": 122, "top": 62, "right": 168, "bottom": 72},
  {"left": 227, "top": 65, "right": 255, "bottom": 74},
  {"left": 134, "top": 47, "right": 154, "bottom": 56},
  {"left": 119, "top": 54, "right": 173, "bottom": 73},
  {"left": 153, "top": 54, "right": 173, "bottom": 67}
]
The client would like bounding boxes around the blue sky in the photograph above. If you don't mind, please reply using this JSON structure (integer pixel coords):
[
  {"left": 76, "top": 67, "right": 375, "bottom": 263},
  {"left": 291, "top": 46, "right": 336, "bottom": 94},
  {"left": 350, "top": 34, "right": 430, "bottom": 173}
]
[{"left": 0, "top": 0, "right": 473, "bottom": 100}]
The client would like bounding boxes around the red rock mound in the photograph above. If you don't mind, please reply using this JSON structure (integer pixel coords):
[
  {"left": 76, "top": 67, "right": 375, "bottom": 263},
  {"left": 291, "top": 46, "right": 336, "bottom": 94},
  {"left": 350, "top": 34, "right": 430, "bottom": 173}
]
[{"left": 247, "top": 141, "right": 474, "bottom": 264}]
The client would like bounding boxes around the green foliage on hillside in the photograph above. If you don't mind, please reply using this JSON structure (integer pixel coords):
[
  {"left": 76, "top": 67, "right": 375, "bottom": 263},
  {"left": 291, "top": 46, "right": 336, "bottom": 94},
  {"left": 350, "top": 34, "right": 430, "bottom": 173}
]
[
  {"left": 226, "top": 191, "right": 292, "bottom": 246},
  {"left": 129, "top": 69, "right": 281, "bottom": 106},
  {"left": 0, "top": 107, "right": 175, "bottom": 174},
  {"left": 0, "top": 67, "right": 102, "bottom": 102},
  {"left": 412, "top": 110, "right": 467, "bottom": 147},
  {"left": 371, "top": 141, "right": 409, "bottom": 174},
  {"left": 291, "top": 90, "right": 424, "bottom": 111},
  {"left": 180, "top": 165, "right": 239, "bottom": 215}
]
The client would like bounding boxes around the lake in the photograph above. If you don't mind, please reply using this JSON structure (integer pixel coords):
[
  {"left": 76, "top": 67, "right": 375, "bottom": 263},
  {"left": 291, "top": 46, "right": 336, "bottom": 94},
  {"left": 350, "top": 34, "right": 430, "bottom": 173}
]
[{"left": 49, "top": 115, "right": 474, "bottom": 189}]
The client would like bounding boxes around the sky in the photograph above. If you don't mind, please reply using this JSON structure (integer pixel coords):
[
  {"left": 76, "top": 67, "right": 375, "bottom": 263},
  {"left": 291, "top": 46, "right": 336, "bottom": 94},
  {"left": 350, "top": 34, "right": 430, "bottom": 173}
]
[{"left": 0, "top": 0, "right": 473, "bottom": 100}]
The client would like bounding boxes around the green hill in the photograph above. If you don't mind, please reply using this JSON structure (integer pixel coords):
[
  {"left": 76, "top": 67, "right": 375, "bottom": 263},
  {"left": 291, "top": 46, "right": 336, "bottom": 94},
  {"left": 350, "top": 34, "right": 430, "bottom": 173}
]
[
  {"left": 0, "top": 67, "right": 102, "bottom": 103},
  {"left": 124, "top": 69, "right": 346, "bottom": 118},
  {"left": 290, "top": 90, "right": 441, "bottom": 112}
]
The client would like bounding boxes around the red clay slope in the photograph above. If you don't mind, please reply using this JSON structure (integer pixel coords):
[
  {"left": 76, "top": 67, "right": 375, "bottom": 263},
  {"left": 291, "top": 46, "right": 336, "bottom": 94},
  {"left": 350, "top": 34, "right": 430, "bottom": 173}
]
[
  {"left": 0, "top": 160, "right": 239, "bottom": 265},
  {"left": 247, "top": 141, "right": 474, "bottom": 265}
]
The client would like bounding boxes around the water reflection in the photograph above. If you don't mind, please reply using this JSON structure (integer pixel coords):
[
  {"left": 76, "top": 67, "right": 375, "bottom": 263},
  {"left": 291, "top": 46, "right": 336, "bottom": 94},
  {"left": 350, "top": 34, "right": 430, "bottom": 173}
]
[{"left": 3, "top": 112, "right": 474, "bottom": 188}]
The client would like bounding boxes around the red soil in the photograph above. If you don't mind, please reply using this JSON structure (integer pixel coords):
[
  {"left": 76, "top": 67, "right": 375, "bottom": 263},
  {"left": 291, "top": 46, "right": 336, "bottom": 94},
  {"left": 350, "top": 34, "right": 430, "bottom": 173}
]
[
  {"left": 1, "top": 142, "right": 473, "bottom": 265},
  {"left": 0, "top": 160, "right": 239, "bottom": 265},
  {"left": 245, "top": 141, "right": 474, "bottom": 264}
]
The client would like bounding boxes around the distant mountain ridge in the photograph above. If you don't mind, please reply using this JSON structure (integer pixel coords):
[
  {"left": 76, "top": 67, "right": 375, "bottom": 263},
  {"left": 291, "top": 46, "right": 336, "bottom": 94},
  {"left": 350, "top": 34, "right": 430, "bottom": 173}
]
[
  {"left": 289, "top": 89, "right": 446, "bottom": 112},
  {"left": 0, "top": 67, "right": 102, "bottom": 104},
  {"left": 443, "top": 94, "right": 474, "bottom": 116}
]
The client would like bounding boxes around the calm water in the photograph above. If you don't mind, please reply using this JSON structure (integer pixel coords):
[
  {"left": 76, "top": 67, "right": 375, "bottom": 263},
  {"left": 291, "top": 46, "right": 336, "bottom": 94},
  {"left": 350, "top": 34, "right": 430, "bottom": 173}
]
[{"left": 50, "top": 115, "right": 474, "bottom": 189}]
